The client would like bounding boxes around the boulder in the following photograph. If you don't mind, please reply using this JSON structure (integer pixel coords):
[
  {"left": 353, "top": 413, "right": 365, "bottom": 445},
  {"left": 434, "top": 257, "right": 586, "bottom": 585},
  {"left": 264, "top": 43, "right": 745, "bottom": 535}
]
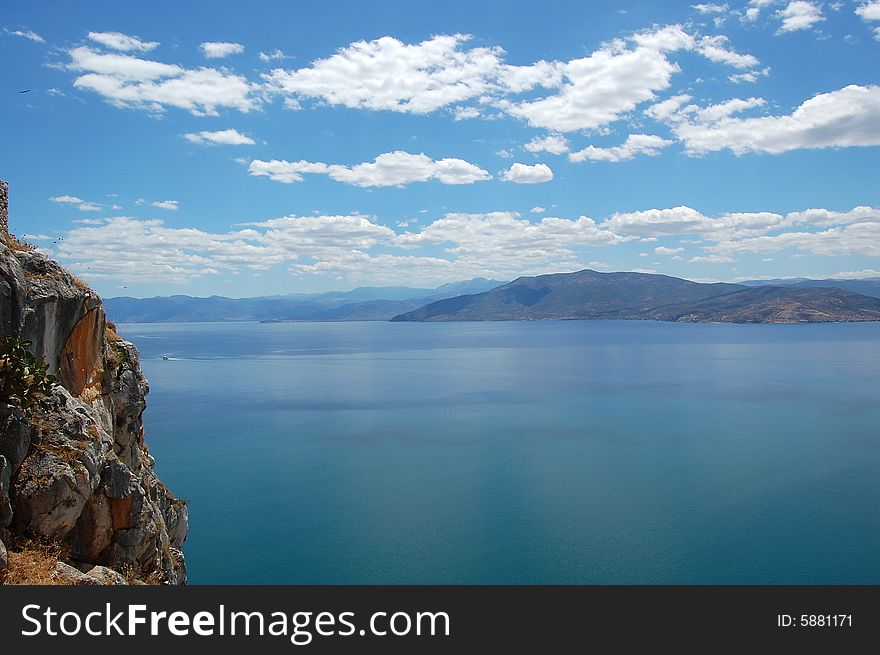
[{"left": 54, "top": 561, "right": 103, "bottom": 586}]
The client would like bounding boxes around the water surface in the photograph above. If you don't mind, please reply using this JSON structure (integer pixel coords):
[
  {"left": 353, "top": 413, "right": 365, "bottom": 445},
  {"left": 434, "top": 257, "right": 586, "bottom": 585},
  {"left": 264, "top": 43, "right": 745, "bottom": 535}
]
[{"left": 119, "top": 320, "right": 880, "bottom": 584}]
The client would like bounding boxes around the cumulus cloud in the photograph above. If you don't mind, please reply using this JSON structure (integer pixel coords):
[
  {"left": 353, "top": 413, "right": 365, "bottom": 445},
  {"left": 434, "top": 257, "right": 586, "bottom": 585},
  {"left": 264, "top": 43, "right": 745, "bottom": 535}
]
[
  {"left": 501, "top": 163, "right": 554, "bottom": 183},
  {"left": 776, "top": 1, "right": 824, "bottom": 32},
  {"left": 249, "top": 151, "right": 492, "bottom": 187},
  {"left": 692, "top": 3, "right": 729, "bottom": 13},
  {"left": 569, "top": 134, "right": 673, "bottom": 162},
  {"left": 695, "top": 35, "right": 759, "bottom": 68},
  {"left": 53, "top": 211, "right": 617, "bottom": 286},
  {"left": 671, "top": 85, "right": 880, "bottom": 155},
  {"left": 524, "top": 134, "right": 570, "bottom": 154},
  {"left": 67, "top": 46, "right": 257, "bottom": 116},
  {"left": 134, "top": 198, "right": 179, "bottom": 211},
  {"left": 258, "top": 49, "right": 290, "bottom": 62},
  {"left": 262, "top": 34, "right": 502, "bottom": 114},
  {"left": 644, "top": 94, "right": 692, "bottom": 121},
  {"left": 729, "top": 67, "right": 770, "bottom": 84},
  {"left": 655, "top": 246, "right": 685, "bottom": 255},
  {"left": 503, "top": 34, "right": 682, "bottom": 132},
  {"left": 260, "top": 26, "right": 759, "bottom": 134},
  {"left": 199, "top": 41, "right": 245, "bottom": 59},
  {"left": 856, "top": 1, "right": 880, "bottom": 20},
  {"left": 393, "top": 211, "right": 621, "bottom": 276},
  {"left": 4, "top": 27, "right": 45, "bottom": 43},
  {"left": 87, "top": 31, "right": 158, "bottom": 52},
  {"left": 453, "top": 106, "right": 481, "bottom": 121},
  {"left": 531, "top": 206, "right": 546, "bottom": 214},
  {"left": 856, "top": 1, "right": 880, "bottom": 39},
  {"left": 47, "top": 202, "right": 880, "bottom": 286},
  {"left": 50, "top": 195, "right": 103, "bottom": 211},
  {"left": 183, "top": 128, "right": 255, "bottom": 145}
]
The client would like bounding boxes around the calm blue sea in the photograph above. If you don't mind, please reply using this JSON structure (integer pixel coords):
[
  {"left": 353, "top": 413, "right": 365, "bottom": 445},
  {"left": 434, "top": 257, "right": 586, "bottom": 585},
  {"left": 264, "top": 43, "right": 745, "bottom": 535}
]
[{"left": 118, "top": 320, "right": 880, "bottom": 584}]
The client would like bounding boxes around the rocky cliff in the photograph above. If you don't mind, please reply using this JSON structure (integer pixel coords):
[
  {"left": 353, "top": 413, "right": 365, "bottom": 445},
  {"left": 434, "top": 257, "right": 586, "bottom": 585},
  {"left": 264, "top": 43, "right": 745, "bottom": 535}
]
[{"left": 0, "top": 235, "right": 187, "bottom": 584}]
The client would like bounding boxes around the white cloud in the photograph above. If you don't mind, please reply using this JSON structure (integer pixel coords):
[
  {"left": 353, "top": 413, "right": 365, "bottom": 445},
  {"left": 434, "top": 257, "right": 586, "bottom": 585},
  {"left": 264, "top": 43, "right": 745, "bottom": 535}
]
[
  {"left": 784, "top": 205, "right": 880, "bottom": 227},
  {"left": 260, "top": 27, "right": 757, "bottom": 134},
  {"left": 690, "top": 254, "right": 734, "bottom": 263},
  {"left": 501, "top": 163, "right": 554, "bottom": 184},
  {"left": 4, "top": 27, "right": 45, "bottom": 43},
  {"left": 68, "top": 46, "right": 181, "bottom": 80},
  {"left": 67, "top": 46, "right": 257, "bottom": 116},
  {"left": 707, "top": 222, "right": 880, "bottom": 258},
  {"left": 644, "top": 94, "right": 692, "bottom": 121},
  {"left": 524, "top": 134, "right": 570, "bottom": 154},
  {"left": 496, "top": 60, "right": 565, "bottom": 93},
  {"left": 183, "top": 128, "right": 255, "bottom": 145},
  {"left": 729, "top": 67, "right": 770, "bottom": 83},
  {"left": 744, "top": 7, "right": 761, "bottom": 20},
  {"left": 605, "top": 206, "right": 715, "bottom": 236},
  {"left": 695, "top": 35, "right": 759, "bottom": 69},
  {"left": 856, "top": 1, "right": 880, "bottom": 20},
  {"left": 199, "top": 41, "right": 245, "bottom": 59},
  {"left": 856, "top": 2, "right": 880, "bottom": 38},
  {"left": 826, "top": 269, "right": 880, "bottom": 279},
  {"left": 393, "top": 211, "right": 621, "bottom": 276},
  {"left": 692, "top": 3, "right": 729, "bottom": 13},
  {"left": 263, "top": 34, "right": 502, "bottom": 114},
  {"left": 503, "top": 33, "right": 682, "bottom": 132},
  {"left": 50, "top": 195, "right": 103, "bottom": 211},
  {"left": 569, "top": 134, "right": 673, "bottom": 162},
  {"left": 505, "top": 25, "right": 759, "bottom": 133},
  {"left": 673, "top": 85, "right": 880, "bottom": 155},
  {"left": 87, "top": 31, "right": 158, "bottom": 52},
  {"left": 691, "top": 96, "right": 766, "bottom": 123},
  {"left": 249, "top": 151, "right": 492, "bottom": 187},
  {"left": 150, "top": 200, "right": 179, "bottom": 211},
  {"left": 453, "top": 106, "right": 481, "bottom": 121},
  {"left": 776, "top": 1, "right": 824, "bottom": 32},
  {"left": 655, "top": 246, "right": 685, "bottom": 255},
  {"left": 531, "top": 206, "right": 546, "bottom": 214},
  {"left": 258, "top": 48, "right": 290, "bottom": 62},
  {"left": 52, "top": 203, "right": 880, "bottom": 286}
]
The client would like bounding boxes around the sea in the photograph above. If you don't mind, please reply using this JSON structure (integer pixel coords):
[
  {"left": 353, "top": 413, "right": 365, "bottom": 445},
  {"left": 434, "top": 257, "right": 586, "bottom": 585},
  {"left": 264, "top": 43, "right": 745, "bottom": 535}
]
[{"left": 117, "top": 320, "right": 880, "bottom": 584}]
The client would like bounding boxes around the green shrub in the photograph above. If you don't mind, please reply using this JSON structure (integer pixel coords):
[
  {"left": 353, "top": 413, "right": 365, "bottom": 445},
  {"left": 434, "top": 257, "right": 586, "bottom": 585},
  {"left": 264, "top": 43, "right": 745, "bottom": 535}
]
[{"left": 0, "top": 332, "right": 56, "bottom": 411}]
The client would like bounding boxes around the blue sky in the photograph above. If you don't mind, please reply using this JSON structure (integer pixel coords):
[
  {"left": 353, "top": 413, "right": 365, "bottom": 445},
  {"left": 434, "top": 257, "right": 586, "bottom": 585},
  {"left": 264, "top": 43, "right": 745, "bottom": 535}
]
[{"left": 2, "top": 0, "right": 879, "bottom": 298}]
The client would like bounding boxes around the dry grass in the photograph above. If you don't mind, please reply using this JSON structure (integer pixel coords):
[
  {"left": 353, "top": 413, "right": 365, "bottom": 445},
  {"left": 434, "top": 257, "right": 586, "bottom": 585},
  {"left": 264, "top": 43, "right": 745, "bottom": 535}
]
[
  {"left": 1, "top": 539, "right": 73, "bottom": 585},
  {"left": 4, "top": 233, "right": 35, "bottom": 252},
  {"left": 71, "top": 275, "right": 93, "bottom": 293}
]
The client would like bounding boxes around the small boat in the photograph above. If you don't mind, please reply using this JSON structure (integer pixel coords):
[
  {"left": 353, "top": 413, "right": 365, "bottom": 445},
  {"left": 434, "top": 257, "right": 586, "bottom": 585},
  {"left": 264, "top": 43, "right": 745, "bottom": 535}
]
[{"left": 162, "top": 355, "right": 170, "bottom": 360}]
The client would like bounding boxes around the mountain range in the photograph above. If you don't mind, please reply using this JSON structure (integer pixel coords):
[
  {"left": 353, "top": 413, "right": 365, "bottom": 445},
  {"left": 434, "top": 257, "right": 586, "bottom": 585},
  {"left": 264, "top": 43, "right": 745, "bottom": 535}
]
[
  {"left": 105, "top": 271, "right": 880, "bottom": 325},
  {"left": 104, "top": 278, "right": 504, "bottom": 323},
  {"left": 391, "top": 270, "right": 880, "bottom": 323}
]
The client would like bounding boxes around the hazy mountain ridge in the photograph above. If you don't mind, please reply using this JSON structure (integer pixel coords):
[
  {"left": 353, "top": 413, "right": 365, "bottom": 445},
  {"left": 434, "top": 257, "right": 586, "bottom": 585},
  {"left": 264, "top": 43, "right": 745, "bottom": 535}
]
[
  {"left": 391, "top": 270, "right": 880, "bottom": 323},
  {"left": 739, "top": 278, "right": 880, "bottom": 299},
  {"left": 104, "top": 279, "right": 504, "bottom": 323}
]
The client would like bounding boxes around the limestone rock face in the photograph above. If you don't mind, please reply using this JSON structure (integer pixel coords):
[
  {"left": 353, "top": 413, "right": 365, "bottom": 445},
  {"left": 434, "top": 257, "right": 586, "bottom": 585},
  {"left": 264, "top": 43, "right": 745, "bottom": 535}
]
[{"left": 0, "top": 241, "right": 187, "bottom": 584}]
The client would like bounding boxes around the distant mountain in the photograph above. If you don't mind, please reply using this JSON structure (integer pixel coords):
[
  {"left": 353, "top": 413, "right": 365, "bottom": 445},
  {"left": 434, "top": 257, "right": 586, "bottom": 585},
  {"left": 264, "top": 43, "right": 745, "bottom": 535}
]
[
  {"left": 391, "top": 270, "right": 880, "bottom": 324},
  {"left": 739, "top": 278, "right": 880, "bottom": 299},
  {"left": 105, "top": 278, "right": 504, "bottom": 323}
]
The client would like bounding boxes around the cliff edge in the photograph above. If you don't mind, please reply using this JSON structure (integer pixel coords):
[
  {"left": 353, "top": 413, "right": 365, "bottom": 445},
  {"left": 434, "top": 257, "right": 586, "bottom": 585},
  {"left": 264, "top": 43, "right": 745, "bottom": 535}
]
[{"left": 0, "top": 197, "right": 187, "bottom": 584}]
